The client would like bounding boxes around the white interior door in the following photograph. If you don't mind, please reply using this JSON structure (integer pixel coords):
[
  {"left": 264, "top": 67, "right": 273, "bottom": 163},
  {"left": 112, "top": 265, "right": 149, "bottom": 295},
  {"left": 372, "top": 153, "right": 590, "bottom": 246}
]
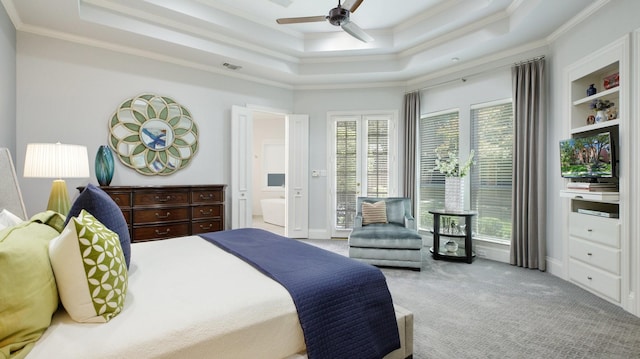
[
  {"left": 285, "top": 114, "right": 309, "bottom": 238},
  {"left": 231, "top": 105, "right": 253, "bottom": 229}
]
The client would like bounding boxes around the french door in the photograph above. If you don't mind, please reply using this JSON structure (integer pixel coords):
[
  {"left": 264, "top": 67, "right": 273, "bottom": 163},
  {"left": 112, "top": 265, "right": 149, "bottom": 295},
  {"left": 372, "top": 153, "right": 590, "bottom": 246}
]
[{"left": 329, "top": 111, "right": 397, "bottom": 238}]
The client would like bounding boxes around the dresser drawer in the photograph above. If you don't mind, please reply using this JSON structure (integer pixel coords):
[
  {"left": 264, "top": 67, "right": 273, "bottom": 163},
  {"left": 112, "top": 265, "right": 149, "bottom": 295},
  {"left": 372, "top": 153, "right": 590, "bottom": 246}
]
[
  {"left": 191, "top": 189, "right": 224, "bottom": 204},
  {"left": 192, "top": 205, "right": 223, "bottom": 219},
  {"left": 133, "top": 223, "right": 190, "bottom": 242},
  {"left": 108, "top": 192, "right": 131, "bottom": 208},
  {"left": 133, "top": 191, "right": 189, "bottom": 206},
  {"left": 569, "top": 236, "right": 620, "bottom": 275},
  {"left": 568, "top": 213, "right": 620, "bottom": 247},
  {"left": 121, "top": 209, "right": 132, "bottom": 225},
  {"left": 191, "top": 219, "right": 224, "bottom": 234},
  {"left": 133, "top": 207, "right": 189, "bottom": 224},
  {"left": 569, "top": 258, "right": 620, "bottom": 303}
]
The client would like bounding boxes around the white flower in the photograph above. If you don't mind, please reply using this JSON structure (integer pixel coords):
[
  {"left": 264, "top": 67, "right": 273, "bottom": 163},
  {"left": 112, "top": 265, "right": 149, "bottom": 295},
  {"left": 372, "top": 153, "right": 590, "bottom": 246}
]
[{"left": 433, "top": 148, "right": 475, "bottom": 177}]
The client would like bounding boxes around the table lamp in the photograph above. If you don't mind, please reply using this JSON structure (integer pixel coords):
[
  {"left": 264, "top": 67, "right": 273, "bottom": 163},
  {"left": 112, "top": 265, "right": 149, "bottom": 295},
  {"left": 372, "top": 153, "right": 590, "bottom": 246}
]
[{"left": 24, "top": 143, "right": 90, "bottom": 215}]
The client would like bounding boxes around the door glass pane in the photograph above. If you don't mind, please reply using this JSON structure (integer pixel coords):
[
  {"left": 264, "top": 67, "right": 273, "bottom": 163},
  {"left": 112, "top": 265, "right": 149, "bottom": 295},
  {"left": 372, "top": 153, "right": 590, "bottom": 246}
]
[
  {"left": 335, "top": 120, "right": 358, "bottom": 230},
  {"left": 367, "top": 119, "right": 389, "bottom": 197}
]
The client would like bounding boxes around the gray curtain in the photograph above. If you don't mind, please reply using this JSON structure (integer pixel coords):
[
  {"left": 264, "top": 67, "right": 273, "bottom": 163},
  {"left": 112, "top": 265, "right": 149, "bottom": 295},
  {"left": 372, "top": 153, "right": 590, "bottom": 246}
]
[
  {"left": 403, "top": 91, "right": 420, "bottom": 213},
  {"left": 511, "top": 58, "right": 546, "bottom": 271}
]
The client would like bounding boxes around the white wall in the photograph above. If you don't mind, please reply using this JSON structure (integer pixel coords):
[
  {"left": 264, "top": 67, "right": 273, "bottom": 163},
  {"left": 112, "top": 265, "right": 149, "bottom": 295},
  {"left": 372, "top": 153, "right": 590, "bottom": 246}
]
[
  {"left": 294, "top": 87, "right": 404, "bottom": 238},
  {"left": 546, "top": 0, "right": 640, "bottom": 274},
  {"left": 0, "top": 6, "right": 16, "bottom": 155},
  {"left": 16, "top": 32, "right": 293, "bottom": 223}
]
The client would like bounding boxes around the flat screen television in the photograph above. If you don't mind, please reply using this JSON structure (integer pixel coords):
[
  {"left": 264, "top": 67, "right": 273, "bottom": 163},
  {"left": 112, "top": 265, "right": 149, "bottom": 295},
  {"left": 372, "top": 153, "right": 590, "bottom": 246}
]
[{"left": 559, "top": 132, "right": 614, "bottom": 179}]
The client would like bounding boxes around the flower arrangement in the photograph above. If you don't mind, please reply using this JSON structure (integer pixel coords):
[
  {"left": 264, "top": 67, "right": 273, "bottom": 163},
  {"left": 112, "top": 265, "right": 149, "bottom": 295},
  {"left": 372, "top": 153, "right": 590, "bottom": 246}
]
[
  {"left": 433, "top": 148, "right": 475, "bottom": 177},
  {"left": 590, "top": 99, "right": 614, "bottom": 111}
]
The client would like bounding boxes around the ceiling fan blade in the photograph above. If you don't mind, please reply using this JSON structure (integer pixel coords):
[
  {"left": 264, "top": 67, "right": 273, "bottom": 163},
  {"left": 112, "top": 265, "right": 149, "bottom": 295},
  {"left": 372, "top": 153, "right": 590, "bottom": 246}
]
[
  {"left": 342, "top": 0, "right": 364, "bottom": 13},
  {"left": 341, "top": 21, "right": 374, "bottom": 42},
  {"left": 276, "top": 15, "right": 326, "bottom": 24}
]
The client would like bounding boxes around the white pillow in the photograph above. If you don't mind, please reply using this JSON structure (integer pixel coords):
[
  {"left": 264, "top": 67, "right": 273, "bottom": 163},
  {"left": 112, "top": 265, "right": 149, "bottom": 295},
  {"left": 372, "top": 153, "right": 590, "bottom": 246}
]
[
  {"left": 0, "top": 209, "right": 24, "bottom": 230},
  {"left": 49, "top": 209, "right": 128, "bottom": 323}
]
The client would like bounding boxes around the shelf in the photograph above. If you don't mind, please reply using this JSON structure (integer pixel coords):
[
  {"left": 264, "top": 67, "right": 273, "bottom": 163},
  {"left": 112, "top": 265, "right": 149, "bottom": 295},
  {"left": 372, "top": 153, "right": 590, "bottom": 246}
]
[
  {"left": 570, "top": 118, "right": 620, "bottom": 134},
  {"left": 573, "top": 86, "right": 619, "bottom": 106},
  {"left": 429, "top": 246, "right": 476, "bottom": 259},
  {"left": 433, "top": 232, "right": 467, "bottom": 238},
  {"left": 560, "top": 190, "right": 619, "bottom": 203}
]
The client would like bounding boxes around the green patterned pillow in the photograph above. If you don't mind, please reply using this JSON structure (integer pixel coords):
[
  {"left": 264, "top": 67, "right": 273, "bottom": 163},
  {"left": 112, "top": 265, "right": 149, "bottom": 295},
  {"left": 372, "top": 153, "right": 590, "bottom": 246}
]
[{"left": 49, "top": 209, "right": 128, "bottom": 323}]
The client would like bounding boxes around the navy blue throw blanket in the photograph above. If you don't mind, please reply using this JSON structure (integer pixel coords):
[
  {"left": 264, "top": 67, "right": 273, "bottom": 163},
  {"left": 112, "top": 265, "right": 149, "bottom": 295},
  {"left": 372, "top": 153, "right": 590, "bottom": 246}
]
[{"left": 200, "top": 228, "right": 401, "bottom": 359}]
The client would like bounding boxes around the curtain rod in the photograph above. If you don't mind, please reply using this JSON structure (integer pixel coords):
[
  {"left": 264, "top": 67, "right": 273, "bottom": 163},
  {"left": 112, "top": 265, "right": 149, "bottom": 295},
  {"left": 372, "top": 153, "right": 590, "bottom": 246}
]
[{"left": 406, "top": 55, "right": 545, "bottom": 94}]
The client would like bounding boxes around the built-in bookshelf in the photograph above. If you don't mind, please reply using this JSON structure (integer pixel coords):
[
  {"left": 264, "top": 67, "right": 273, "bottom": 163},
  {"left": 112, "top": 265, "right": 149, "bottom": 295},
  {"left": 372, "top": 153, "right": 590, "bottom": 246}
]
[{"left": 562, "top": 35, "right": 630, "bottom": 311}]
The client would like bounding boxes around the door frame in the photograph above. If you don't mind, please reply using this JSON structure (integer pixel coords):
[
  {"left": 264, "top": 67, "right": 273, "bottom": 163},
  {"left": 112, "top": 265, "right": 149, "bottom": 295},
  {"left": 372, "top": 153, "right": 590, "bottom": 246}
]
[
  {"left": 231, "top": 104, "right": 309, "bottom": 237},
  {"left": 326, "top": 110, "right": 399, "bottom": 238}
]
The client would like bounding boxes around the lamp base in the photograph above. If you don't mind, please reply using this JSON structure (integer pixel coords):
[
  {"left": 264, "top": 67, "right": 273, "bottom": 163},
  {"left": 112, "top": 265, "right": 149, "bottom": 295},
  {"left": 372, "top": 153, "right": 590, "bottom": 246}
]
[{"left": 47, "top": 179, "right": 71, "bottom": 215}]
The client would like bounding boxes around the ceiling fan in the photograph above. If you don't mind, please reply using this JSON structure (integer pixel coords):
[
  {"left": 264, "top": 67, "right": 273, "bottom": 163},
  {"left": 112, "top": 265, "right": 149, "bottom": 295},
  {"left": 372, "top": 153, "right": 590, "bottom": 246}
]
[{"left": 276, "top": 0, "right": 373, "bottom": 43}]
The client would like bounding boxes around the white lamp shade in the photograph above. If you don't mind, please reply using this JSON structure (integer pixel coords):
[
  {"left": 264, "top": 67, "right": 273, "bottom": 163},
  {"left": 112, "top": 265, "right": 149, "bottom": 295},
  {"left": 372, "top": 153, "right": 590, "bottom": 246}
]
[{"left": 24, "top": 143, "right": 90, "bottom": 179}]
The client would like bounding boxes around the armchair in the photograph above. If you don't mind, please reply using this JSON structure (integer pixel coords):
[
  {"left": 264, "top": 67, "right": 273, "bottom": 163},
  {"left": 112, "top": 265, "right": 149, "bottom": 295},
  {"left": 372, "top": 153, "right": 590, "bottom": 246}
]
[{"left": 348, "top": 197, "right": 423, "bottom": 270}]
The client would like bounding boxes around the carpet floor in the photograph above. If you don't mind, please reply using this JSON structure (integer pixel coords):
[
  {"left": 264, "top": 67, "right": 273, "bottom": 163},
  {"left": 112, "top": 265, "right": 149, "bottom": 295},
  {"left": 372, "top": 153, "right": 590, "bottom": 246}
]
[{"left": 300, "top": 238, "right": 640, "bottom": 359}]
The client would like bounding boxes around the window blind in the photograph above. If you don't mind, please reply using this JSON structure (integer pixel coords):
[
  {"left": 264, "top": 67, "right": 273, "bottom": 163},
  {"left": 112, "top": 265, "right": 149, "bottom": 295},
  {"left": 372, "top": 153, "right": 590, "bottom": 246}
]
[
  {"left": 470, "top": 101, "right": 514, "bottom": 242},
  {"left": 335, "top": 120, "right": 358, "bottom": 229},
  {"left": 417, "top": 110, "right": 459, "bottom": 230}
]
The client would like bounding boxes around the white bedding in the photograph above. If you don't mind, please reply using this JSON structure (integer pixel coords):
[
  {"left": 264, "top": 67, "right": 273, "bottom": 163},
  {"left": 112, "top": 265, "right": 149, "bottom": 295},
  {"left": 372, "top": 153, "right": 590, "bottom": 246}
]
[{"left": 28, "top": 236, "right": 306, "bottom": 359}]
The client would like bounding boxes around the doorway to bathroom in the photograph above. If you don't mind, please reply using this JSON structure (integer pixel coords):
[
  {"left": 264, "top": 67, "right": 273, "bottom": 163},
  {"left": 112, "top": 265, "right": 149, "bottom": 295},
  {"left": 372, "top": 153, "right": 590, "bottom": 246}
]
[
  {"left": 230, "top": 105, "right": 309, "bottom": 238},
  {"left": 252, "top": 111, "right": 286, "bottom": 236}
]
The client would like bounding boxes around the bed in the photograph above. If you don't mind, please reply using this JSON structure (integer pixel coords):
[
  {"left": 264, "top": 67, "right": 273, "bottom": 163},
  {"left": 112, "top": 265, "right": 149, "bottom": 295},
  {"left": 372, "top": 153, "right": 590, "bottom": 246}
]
[
  {"left": 26, "top": 232, "right": 413, "bottom": 359},
  {"left": 0, "top": 149, "right": 412, "bottom": 358}
]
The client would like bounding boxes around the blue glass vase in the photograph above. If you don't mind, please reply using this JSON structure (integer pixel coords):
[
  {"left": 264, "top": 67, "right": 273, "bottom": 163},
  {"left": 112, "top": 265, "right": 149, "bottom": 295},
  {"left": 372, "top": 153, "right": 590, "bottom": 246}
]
[{"left": 95, "top": 145, "right": 114, "bottom": 186}]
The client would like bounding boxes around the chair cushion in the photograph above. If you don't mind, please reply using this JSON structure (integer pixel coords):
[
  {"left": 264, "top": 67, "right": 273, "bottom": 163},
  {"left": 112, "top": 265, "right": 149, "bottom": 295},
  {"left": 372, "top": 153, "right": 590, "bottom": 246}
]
[
  {"left": 362, "top": 201, "right": 387, "bottom": 225},
  {"left": 384, "top": 198, "right": 407, "bottom": 225},
  {"left": 349, "top": 224, "right": 423, "bottom": 249}
]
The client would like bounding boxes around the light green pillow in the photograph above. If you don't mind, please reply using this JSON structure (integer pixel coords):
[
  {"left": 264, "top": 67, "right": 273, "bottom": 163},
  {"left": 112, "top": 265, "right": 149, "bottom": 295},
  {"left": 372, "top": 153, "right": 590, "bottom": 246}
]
[
  {"left": 49, "top": 209, "right": 128, "bottom": 323},
  {"left": 0, "top": 220, "right": 60, "bottom": 359}
]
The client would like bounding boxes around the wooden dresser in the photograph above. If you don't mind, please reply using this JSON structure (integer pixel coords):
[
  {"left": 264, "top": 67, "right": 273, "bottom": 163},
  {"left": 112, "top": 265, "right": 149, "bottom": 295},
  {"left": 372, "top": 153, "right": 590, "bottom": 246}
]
[{"left": 98, "top": 185, "right": 226, "bottom": 243}]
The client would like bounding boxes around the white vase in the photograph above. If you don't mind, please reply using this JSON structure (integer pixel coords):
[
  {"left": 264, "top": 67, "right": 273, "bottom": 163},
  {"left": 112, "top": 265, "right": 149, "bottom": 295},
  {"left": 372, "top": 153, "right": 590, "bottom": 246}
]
[
  {"left": 445, "top": 176, "right": 464, "bottom": 212},
  {"left": 595, "top": 110, "right": 606, "bottom": 124}
]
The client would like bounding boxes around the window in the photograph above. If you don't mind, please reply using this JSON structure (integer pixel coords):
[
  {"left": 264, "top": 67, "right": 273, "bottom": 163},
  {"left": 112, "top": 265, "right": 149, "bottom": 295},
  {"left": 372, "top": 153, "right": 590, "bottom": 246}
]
[
  {"left": 417, "top": 110, "right": 459, "bottom": 230},
  {"left": 470, "top": 100, "right": 514, "bottom": 242},
  {"left": 417, "top": 100, "right": 513, "bottom": 243}
]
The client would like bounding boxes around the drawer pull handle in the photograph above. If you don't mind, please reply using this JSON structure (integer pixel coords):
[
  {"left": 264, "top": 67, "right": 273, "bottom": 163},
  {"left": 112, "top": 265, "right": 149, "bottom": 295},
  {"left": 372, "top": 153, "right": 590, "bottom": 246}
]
[
  {"left": 587, "top": 276, "right": 593, "bottom": 280},
  {"left": 155, "top": 195, "right": 171, "bottom": 202},
  {"left": 200, "top": 224, "right": 213, "bottom": 230},
  {"left": 587, "top": 252, "right": 593, "bottom": 256},
  {"left": 114, "top": 197, "right": 121, "bottom": 203},
  {"left": 200, "top": 209, "right": 213, "bottom": 215},
  {"left": 155, "top": 212, "right": 171, "bottom": 219},
  {"left": 587, "top": 229, "right": 593, "bottom": 232},
  {"left": 155, "top": 228, "right": 171, "bottom": 235},
  {"left": 200, "top": 194, "right": 214, "bottom": 200}
]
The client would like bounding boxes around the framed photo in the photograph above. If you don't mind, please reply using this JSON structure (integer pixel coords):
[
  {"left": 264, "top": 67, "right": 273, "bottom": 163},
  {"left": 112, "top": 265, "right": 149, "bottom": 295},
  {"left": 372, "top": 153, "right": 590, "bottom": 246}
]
[{"left": 603, "top": 72, "right": 619, "bottom": 90}]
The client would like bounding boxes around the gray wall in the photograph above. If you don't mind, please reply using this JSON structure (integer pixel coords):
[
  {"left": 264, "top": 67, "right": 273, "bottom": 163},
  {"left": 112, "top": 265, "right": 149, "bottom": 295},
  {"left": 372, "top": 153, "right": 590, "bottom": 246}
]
[
  {"left": 0, "top": 5, "right": 16, "bottom": 156},
  {"left": 16, "top": 32, "right": 294, "bottom": 218}
]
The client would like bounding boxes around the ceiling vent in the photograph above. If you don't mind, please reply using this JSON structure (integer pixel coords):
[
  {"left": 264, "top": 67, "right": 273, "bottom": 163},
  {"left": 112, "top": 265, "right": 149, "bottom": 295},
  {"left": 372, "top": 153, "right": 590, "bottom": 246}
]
[{"left": 223, "top": 62, "right": 242, "bottom": 70}]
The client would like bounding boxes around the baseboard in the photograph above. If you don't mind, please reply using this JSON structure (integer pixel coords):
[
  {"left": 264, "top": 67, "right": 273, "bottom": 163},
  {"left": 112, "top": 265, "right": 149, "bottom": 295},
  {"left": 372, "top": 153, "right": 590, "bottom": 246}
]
[{"left": 308, "top": 228, "right": 331, "bottom": 239}]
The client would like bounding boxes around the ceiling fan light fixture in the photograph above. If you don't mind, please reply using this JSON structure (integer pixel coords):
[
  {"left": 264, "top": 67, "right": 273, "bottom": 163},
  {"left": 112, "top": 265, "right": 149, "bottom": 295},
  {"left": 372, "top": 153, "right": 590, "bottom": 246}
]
[{"left": 327, "top": 6, "right": 349, "bottom": 26}]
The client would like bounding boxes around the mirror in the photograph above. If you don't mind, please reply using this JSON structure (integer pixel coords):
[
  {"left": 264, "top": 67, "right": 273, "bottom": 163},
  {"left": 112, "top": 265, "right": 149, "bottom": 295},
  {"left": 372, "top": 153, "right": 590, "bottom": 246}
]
[{"left": 109, "top": 94, "right": 199, "bottom": 175}]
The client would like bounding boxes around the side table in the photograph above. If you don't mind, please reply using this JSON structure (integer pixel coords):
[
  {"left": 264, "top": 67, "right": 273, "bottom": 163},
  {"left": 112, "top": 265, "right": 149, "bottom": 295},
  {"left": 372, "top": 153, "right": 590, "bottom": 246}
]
[{"left": 429, "top": 210, "right": 477, "bottom": 263}]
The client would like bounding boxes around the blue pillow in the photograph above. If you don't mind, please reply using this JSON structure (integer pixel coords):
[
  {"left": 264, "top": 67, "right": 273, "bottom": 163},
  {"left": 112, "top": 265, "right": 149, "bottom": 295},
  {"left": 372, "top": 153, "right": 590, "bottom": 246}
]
[{"left": 65, "top": 184, "right": 131, "bottom": 267}]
